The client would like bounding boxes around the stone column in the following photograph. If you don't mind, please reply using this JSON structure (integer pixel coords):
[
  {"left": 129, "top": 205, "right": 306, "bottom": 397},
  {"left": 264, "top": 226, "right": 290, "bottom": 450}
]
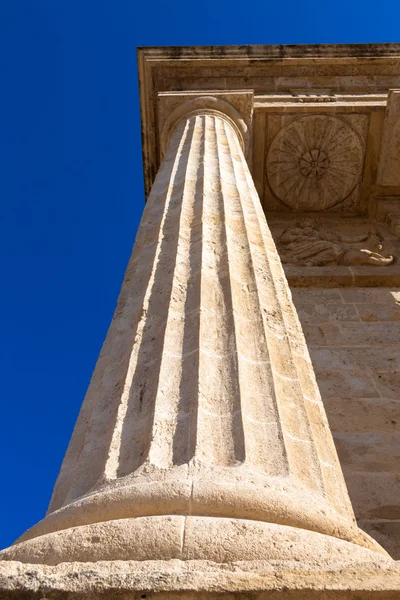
[{"left": 0, "top": 103, "right": 387, "bottom": 565}]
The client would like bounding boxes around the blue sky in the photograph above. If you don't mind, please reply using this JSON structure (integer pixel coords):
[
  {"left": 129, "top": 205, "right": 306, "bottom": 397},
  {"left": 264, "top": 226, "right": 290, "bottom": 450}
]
[{"left": 0, "top": 0, "right": 398, "bottom": 549}]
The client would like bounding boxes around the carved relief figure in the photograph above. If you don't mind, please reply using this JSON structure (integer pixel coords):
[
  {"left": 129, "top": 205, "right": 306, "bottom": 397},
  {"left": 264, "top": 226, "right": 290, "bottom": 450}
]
[{"left": 278, "top": 218, "right": 394, "bottom": 266}]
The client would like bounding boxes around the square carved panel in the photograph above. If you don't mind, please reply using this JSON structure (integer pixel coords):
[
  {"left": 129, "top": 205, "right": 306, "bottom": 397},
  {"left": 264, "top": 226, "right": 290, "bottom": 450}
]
[{"left": 264, "top": 113, "right": 369, "bottom": 213}]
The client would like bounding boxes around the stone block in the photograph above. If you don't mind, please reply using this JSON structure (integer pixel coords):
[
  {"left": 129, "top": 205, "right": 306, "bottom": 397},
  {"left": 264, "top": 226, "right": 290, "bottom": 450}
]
[
  {"left": 303, "top": 322, "right": 400, "bottom": 347},
  {"left": 333, "top": 432, "right": 400, "bottom": 472},
  {"left": 359, "top": 520, "right": 400, "bottom": 560},
  {"left": 317, "top": 370, "right": 379, "bottom": 398},
  {"left": 284, "top": 265, "right": 353, "bottom": 288},
  {"left": 374, "top": 371, "right": 400, "bottom": 398},
  {"left": 343, "top": 471, "right": 400, "bottom": 520},
  {"left": 377, "top": 89, "right": 400, "bottom": 186},
  {"left": 1, "top": 558, "right": 400, "bottom": 599},
  {"left": 325, "top": 397, "right": 400, "bottom": 432},
  {"left": 291, "top": 289, "right": 344, "bottom": 304},
  {"left": 356, "top": 302, "right": 400, "bottom": 321},
  {"left": 294, "top": 302, "right": 359, "bottom": 323},
  {"left": 310, "top": 347, "right": 364, "bottom": 371},
  {"left": 350, "top": 266, "right": 400, "bottom": 287},
  {"left": 340, "top": 288, "right": 400, "bottom": 304},
  {"left": 309, "top": 347, "right": 400, "bottom": 372}
]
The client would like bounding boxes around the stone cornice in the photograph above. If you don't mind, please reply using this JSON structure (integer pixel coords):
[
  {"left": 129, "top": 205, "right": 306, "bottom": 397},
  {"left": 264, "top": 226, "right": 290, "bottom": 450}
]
[{"left": 138, "top": 43, "right": 400, "bottom": 61}]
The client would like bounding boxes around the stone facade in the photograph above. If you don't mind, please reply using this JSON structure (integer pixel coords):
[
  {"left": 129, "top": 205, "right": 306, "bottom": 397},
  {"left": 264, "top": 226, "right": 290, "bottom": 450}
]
[
  {"left": 2, "top": 44, "right": 400, "bottom": 598},
  {"left": 292, "top": 286, "right": 400, "bottom": 559}
]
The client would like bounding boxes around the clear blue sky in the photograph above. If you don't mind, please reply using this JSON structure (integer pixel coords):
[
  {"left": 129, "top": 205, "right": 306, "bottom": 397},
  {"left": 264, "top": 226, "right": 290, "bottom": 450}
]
[{"left": 0, "top": 0, "right": 398, "bottom": 550}]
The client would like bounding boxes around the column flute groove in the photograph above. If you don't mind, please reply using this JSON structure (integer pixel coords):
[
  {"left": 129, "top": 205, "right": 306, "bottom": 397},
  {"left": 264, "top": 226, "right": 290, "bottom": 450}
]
[
  {"left": 146, "top": 114, "right": 205, "bottom": 469},
  {"left": 216, "top": 118, "right": 286, "bottom": 474},
  {"left": 224, "top": 121, "right": 324, "bottom": 492},
  {"left": 115, "top": 117, "right": 197, "bottom": 477},
  {"left": 195, "top": 114, "right": 245, "bottom": 467}
]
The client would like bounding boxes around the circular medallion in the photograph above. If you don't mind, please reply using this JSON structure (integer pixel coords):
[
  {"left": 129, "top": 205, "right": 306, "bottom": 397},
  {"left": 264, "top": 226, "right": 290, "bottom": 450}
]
[{"left": 266, "top": 115, "right": 364, "bottom": 211}]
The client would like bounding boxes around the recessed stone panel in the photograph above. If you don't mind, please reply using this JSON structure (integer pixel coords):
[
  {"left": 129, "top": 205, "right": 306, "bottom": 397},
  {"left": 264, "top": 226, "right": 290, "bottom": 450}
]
[{"left": 265, "top": 113, "right": 369, "bottom": 212}]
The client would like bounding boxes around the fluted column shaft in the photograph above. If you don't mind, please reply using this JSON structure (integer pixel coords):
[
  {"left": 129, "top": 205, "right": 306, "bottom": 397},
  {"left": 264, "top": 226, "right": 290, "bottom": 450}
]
[{"left": 14, "top": 110, "right": 379, "bottom": 554}]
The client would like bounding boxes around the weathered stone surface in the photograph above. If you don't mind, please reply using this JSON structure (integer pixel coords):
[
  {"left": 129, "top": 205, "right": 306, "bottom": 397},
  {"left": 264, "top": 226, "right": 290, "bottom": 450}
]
[
  {"left": 345, "top": 472, "right": 400, "bottom": 519},
  {"left": 303, "top": 321, "right": 400, "bottom": 346},
  {"left": 356, "top": 303, "right": 400, "bottom": 322},
  {"left": 1, "top": 558, "right": 400, "bottom": 599},
  {"left": 375, "top": 198, "right": 400, "bottom": 237},
  {"left": 284, "top": 264, "right": 400, "bottom": 288},
  {"left": 317, "top": 370, "right": 379, "bottom": 398},
  {"left": 294, "top": 302, "right": 359, "bottom": 322},
  {"left": 323, "top": 398, "right": 400, "bottom": 433},
  {"left": 339, "top": 288, "right": 400, "bottom": 303},
  {"left": 0, "top": 517, "right": 389, "bottom": 566},
  {"left": 334, "top": 433, "right": 400, "bottom": 472},
  {"left": 309, "top": 346, "right": 400, "bottom": 372},
  {"left": 377, "top": 90, "right": 400, "bottom": 186},
  {"left": 359, "top": 521, "right": 400, "bottom": 561},
  {"left": 291, "top": 287, "right": 400, "bottom": 558}
]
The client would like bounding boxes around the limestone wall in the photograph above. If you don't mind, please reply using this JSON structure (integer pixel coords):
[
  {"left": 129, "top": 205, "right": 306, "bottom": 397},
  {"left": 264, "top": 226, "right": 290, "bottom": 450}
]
[{"left": 291, "top": 287, "right": 400, "bottom": 558}]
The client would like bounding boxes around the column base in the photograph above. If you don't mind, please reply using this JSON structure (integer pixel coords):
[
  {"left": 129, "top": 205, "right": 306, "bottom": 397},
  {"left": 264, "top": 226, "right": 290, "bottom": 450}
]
[
  {"left": 0, "top": 516, "right": 390, "bottom": 565},
  {"left": 9, "top": 477, "right": 385, "bottom": 554}
]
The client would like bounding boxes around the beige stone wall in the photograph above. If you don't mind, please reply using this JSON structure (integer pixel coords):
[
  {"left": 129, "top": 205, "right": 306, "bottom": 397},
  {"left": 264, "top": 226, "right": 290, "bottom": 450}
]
[{"left": 291, "top": 287, "right": 400, "bottom": 558}]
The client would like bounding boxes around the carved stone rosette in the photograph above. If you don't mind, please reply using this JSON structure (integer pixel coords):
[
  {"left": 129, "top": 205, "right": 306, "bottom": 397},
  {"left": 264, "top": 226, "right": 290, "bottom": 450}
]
[
  {"left": 267, "top": 115, "right": 364, "bottom": 211},
  {"left": 0, "top": 101, "right": 387, "bottom": 566}
]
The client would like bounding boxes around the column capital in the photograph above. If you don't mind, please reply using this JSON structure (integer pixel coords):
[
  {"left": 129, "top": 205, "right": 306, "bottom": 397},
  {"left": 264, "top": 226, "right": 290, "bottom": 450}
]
[{"left": 158, "top": 91, "right": 253, "bottom": 160}]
